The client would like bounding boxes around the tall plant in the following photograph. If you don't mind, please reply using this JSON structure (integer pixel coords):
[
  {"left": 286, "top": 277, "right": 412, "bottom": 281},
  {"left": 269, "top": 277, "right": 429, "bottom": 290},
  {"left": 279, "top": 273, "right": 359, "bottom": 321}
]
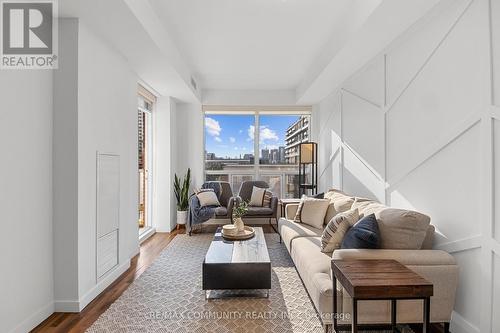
[{"left": 174, "top": 168, "right": 191, "bottom": 211}]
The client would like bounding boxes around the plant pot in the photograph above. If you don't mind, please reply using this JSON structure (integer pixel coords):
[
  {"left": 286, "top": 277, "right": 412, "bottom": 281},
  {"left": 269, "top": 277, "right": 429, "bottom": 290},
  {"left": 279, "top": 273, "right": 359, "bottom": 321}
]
[
  {"left": 177, "top": 210, "right": 188, "bottom": 225},
  {"left": 233, "top": 217, "right": 245, "bottom": 233}
]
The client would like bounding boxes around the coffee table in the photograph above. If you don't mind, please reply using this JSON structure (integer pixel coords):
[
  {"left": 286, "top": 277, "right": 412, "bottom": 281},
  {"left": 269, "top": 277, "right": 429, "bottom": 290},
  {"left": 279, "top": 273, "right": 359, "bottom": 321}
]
[
  {"left": 202, "top": 226, "right": 271, "bottom": 299},
  {"left": 331, "top": 260, "right": 433, "bottom": 333}
]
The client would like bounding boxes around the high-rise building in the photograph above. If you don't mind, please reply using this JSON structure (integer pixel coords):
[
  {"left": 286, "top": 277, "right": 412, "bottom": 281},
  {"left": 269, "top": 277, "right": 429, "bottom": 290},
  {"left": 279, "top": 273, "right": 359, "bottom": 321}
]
[
  {"left": 284, "top": 116, "right": 309, "bottom": 164},
  {"left": 279, "top": 146, "right": 285, "bottom": 163},
  {"left": 270, "top": 148, "right": 279, "bottom": 164},
  {"left": 261, "top": 148, "right": 270, "bottom": 163}
]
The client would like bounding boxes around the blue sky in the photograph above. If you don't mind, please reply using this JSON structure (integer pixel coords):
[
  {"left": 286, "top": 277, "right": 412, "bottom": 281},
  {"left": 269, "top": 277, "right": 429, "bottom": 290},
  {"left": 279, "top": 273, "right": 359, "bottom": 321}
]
[{"left": 205, "top": 114, "right": 300, "bottom": 158}]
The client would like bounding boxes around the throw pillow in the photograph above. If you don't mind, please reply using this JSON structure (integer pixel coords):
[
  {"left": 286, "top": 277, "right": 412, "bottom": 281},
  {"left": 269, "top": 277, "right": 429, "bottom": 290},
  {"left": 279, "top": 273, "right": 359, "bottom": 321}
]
[
  {"left": 376, "top": 208, "right": 430, "bottom": 249},
  {"left": 294, "top": 195, "right": 330, "bottom": 229},
  {"left": 341, "top": 213, "right": 380, "bottom": 249},
  {"left": 196, "top": 190, "right": 220, "bottom": 207},
  {"left": 262, "top": 190, "right": 273, "bottom": 208},
  {"left": 321, "top": 208, "right": 359, "bottom": 253},
  {"left": 249, "top": 186, "right": 267, "bottom": 206}
]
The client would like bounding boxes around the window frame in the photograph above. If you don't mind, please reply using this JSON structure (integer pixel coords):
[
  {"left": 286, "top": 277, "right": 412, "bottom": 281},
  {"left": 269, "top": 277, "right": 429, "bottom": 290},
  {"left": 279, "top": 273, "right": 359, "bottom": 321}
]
[{"left": 203, "top": 107, "right": 312, "bottom": 198}]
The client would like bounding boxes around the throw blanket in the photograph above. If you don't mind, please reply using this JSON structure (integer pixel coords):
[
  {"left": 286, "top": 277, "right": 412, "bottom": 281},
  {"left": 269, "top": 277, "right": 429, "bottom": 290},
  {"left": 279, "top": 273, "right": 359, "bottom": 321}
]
[{"left": 188, "top": 182, "right": 222, "bottom": 234}]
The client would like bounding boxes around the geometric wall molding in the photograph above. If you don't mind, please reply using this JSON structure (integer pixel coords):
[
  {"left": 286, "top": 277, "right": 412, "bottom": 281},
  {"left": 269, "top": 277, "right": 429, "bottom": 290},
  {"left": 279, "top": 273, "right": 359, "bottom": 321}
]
[
  {"left": 342, "top": 55, "right": 385, "bottom": 108},
  {"left": 316, "top": 1, "right": 498, "bottom": 331},
  {"left": 387, "top": 112, "right": 481, "bottom": 189},
  {"left": 385, "top": 0, "right": 475, "bottom": 110},
  {"left": 435, "top": 234, "right": 482, "bottom": 254}
]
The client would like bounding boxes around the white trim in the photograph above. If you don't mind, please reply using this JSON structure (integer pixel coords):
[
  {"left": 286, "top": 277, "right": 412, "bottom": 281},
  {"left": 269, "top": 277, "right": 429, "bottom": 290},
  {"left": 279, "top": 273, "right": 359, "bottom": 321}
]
[
  {"left": 385, "top": 0, "right": 474, "bottom": 110},
  {"left": 8, "top": 301, "right": 54, "bottom": 333},
  {"left": 139, "top": 227, "right": 156, "bottom": 244},
  {"left": 451, "top": 310, "right": 480, "bottom": 333},
  {"left": 435, "top": 235, "right": 482, "bottom": 254},
  {"left": 341, "top": 88, "right": 382, "bottom": 109},
  {"left": 386, "top": 112, "right": 481, "bottom": 189},
  {"left": 54, "top": 259, "right": 131, "bottom": 312},
  {"left": 203, "top": 105, "right": 312, "bottom": 113}
]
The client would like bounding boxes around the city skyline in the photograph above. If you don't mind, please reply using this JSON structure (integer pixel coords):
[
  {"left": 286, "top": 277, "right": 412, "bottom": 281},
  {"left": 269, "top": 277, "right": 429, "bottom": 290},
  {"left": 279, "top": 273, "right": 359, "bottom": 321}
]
[{"left": 205, "top": 114, "right": 300, "bottom": 159}]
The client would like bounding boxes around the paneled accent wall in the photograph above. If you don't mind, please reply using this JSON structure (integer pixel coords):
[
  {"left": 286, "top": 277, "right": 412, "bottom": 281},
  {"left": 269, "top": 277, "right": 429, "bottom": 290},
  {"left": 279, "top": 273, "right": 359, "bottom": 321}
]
[{"left": 316, "top": 0, "right": 499, "bottom": 332}]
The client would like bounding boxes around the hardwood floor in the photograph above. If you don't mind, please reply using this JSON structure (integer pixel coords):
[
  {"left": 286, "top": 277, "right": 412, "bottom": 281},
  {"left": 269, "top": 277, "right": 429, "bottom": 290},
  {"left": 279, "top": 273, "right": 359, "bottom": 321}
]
[
  {"left": 32, "top": 223, "right": 444, "bottom": 333},
  {"left": 32, "top": 230, "right": 181, "bottom": 333}
]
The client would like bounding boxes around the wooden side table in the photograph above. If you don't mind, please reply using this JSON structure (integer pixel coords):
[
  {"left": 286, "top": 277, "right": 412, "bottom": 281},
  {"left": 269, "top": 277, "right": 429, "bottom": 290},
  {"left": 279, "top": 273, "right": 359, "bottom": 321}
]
[{"left": 331, "top": 260, "right": 433, "bottom": 333}]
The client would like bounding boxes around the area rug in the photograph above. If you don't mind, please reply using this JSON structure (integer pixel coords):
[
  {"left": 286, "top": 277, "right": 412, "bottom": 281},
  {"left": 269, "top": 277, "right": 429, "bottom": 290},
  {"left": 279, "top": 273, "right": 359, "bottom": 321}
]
[{"left": 87, "top": 233, "right": 411, "bottom": 333}]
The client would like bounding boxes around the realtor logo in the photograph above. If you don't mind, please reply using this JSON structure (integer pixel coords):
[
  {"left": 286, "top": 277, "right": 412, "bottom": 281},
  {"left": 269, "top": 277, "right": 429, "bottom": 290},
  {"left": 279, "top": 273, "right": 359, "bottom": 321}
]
[{"left": 1, "top": 0, "right": 58, "bottom": 69}]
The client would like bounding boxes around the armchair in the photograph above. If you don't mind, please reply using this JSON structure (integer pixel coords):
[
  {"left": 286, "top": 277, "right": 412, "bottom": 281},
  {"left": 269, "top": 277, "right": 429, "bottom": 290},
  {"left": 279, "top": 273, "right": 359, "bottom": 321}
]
[
  {"left": 188, "top": 181, "right": 236, "bottom": 236},
  {"left": 236, "top": 180, "right": 279, "bottom": 233}
]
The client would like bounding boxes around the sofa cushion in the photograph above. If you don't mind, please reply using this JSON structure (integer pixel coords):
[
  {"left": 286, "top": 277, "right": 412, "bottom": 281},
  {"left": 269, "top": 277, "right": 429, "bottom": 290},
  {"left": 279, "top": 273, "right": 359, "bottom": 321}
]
[
  {"left": 214, "top": 206, "right": 227, "bottom": 216},
  {"left": 323, "top": 190, "right": 355, "bottom": 224},
  {"left": 290, "top": 236, "right": 343, "bottom": 322},
  {"left": 341, "top": 214, "right": 380, "bottom": 249},
  {"left": 321, "top": 208, "right": 359, "bottom": 253},
  {"left": 246, "top": 206, "right": 273, "bottom": 216},
  {"left": 294, "top": 196, "right": 330, "bottom": 229},
  {"left": 351, "top": 197, "right": 431, "bottom": 250},
  {"left": 278, "top": 218, "right": 322, "bottom": 252},
  {"left": 376, "top": 208, "right": 430, "bottom": 249}
]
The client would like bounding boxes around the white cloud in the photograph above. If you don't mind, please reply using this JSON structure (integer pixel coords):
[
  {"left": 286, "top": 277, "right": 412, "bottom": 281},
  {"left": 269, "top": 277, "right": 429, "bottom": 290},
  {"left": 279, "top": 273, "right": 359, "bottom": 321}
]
[
  {"left": 214, "top": 136, "right": 222, "bottom": 142},
  {"left": 205, "top": 117, "right": 221, "bottom": 137},
  {"left": 229, "top": 137, "right": 236, "bottom": 143},
  {"left": 248, "top": 125, "right": 279, "bottom": 143},
  {"left": 260, "top": 126, "right": 278, "bottom": 142},
  {"left": 234, "top": 147, "right": 239, "bottom": 150}
]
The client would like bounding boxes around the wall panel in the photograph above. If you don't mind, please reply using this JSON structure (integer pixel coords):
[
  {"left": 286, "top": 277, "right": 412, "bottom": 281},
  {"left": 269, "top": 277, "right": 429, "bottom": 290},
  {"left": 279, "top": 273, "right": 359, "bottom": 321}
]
[
  {"left": 492, "top": 0, "right": 500, "bottom": 105},
  {"left": 385, "top": 0, "right": 472, "bottom": 105},
  {"left": 342, "top": 56, "right": 384, "bottom": 107},
  {"left": 386, "top": 0, "right": 489, "bottom": 181},
  {"left": 495, "top": 119, "right": 500, "bottom": 242},
  {"left": 316, "top": 0, "right": 495, "bottom": 331},
  {"left": 342, "top": 92, "right": 385, "bottom": 177},
  {"left": 493, "top": 253, "right": 500, "bottom": 332},
  {"left": 389, "top": 123, "right": 482, "bottom": 244}
]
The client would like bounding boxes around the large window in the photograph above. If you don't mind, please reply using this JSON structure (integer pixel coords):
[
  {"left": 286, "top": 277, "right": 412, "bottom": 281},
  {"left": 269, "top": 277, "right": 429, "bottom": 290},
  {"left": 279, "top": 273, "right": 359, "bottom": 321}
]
[{"left": 204, "top": 111, "right": 311, "bottom": 198}]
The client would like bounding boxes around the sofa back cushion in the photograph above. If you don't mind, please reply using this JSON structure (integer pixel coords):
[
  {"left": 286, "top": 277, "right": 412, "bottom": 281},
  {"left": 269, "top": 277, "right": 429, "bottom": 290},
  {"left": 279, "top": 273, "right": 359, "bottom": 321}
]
[
  {"left": 376, "top": 208, "right": 430, "bottom": 249},
  {"left": 351, "top": 197, "right": 431, "bottom": 250},
  {"left": 294, "top": 196, "right": 330, "bottom": 229},
  {"left": 323, "top": 189, "right": 355, "bottom": 224}
]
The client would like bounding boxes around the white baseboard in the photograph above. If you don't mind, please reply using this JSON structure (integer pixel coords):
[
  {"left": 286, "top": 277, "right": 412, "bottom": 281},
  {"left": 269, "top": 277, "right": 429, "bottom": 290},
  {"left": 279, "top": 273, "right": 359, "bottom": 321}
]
[
  {"left": 8, "top": 301, "right": 54, "bottom": 333},
  {"left": 54, "top": 259, "right": 131, "bottom": 312},
  {"left": 451, "top": 311, "right": 479, "bottom": 333},
  {"left": 139, "top": 227, "right": 156, "bottom": 244}
]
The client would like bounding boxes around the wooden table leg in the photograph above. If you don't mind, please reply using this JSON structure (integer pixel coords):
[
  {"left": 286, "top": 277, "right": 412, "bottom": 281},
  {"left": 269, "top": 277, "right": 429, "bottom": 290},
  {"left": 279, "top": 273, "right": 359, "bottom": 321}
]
[
  {"left": 352, "top": 298, "right": 358, "bottom": 333},
  {"left": 333, "top": 276, "right": 338, "bottom": 333},
  {"left": 423, "top": 297, "right": 430, "bottom": 333},
  {"left": 391, "top": 299, "right": 397, "bottom": 332}
]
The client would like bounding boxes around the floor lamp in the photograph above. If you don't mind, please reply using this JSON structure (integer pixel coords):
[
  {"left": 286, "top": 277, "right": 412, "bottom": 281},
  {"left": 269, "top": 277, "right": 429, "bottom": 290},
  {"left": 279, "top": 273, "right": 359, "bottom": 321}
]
[{"left": 298, "top": 142, "right": 317, "bottom": 197}]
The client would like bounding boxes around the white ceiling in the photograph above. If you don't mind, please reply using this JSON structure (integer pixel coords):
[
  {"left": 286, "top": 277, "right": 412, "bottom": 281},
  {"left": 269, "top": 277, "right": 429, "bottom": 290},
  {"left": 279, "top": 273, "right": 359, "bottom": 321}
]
[{"left": 149, "top": 0, "right": 382, "bottom": 91}]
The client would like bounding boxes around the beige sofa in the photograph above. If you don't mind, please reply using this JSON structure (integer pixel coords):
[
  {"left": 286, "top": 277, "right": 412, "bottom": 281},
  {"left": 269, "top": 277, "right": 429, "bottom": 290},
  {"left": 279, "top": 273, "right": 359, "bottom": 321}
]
[{"left": 278, "top": 190, "right": 458, "bottom": 331}]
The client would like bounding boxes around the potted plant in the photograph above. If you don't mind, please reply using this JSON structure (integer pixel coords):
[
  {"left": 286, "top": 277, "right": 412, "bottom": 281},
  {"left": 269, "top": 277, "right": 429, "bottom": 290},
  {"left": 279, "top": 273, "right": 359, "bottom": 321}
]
[
  {"left": 174, "top": 168, "right": 191, "bottom": 227},
  {"left": 232, "top": 201, "right": 248, "bottom": 232}
]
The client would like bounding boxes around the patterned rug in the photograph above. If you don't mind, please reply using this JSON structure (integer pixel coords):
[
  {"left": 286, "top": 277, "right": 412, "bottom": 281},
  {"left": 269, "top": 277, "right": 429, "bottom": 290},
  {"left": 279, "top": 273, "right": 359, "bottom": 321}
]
[{"left": 87, "top": 233, "right": 409, "bottom": 333}]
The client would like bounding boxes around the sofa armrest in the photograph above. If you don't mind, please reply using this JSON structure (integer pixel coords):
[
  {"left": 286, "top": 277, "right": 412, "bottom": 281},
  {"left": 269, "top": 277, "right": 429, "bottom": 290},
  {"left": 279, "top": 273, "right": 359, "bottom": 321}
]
[
  {"left": 285, "top": 203, "right": 299, "bottom": 220},
  {"left": 270, "top": 196, "right": 278, "bottom": 217},
  {"left": 332, "top": 249, "right": 456, "bottom": 266}
]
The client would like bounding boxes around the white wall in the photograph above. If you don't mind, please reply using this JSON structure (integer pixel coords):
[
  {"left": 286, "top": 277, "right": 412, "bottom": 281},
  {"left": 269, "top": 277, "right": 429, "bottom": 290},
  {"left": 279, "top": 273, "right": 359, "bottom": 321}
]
[
  {"left": 0, "top": 71, "right": 54, "bottom": 333},
  {"left": 53, "top": 19, "right": 139, "bottom": 312},
  {"left": 202, "top": 89, "right": 297, "bottom": 106},
  {"left": 315, "top": 0, "right": 499, "bottom": 332},
  {"left": 76, "top": 21, "right": 139, "bottom": 305}
]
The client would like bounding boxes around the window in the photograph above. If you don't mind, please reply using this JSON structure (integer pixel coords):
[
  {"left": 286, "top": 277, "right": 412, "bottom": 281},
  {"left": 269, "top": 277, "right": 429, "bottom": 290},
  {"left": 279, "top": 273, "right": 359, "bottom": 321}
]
[{"left": 204, "top": 111, "right": 311, "bottom": 198}]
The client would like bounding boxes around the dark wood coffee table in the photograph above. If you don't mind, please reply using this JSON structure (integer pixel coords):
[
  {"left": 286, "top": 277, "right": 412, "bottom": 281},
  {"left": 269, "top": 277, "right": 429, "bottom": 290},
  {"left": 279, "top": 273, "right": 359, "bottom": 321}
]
[
  {"left": 331, "top": 260, "right": 433, "bottom": 333},
  {"left": 202, "top": 227, "right": 271, "bottom": 299}
]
